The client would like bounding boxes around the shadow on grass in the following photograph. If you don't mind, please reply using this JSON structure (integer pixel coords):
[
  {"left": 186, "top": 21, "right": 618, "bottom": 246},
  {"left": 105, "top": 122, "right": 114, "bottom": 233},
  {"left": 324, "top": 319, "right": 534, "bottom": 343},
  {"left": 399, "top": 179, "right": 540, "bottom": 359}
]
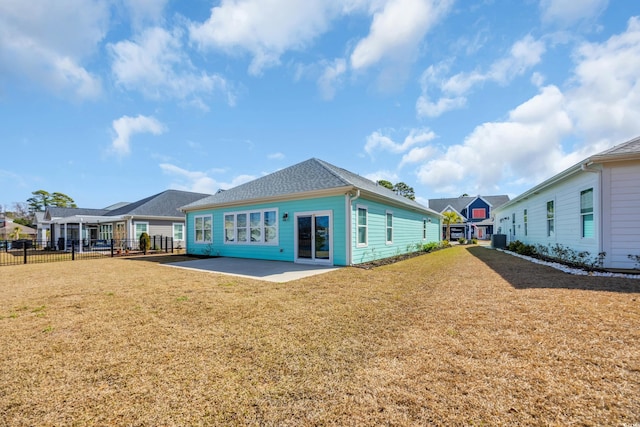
[{"left": 466, "top": 246, "right": 640, "bottom": 293}]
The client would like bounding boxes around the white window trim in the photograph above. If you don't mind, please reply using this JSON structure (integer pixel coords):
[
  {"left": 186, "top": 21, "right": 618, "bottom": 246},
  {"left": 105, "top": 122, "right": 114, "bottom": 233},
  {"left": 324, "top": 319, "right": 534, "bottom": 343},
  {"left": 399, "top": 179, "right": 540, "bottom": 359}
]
[
  {"left": 546, "top": 199, "right": 555, "bottom": 238},
  {"left": 134, "top": 221, "right": 149, "bottom": 240},
  {"left": 173, "top": 222, "right": 184, "bottom": 241},
  {"left": 580, "top": 188, "right": 594, "bottom": 239},
  {"left": 385, "top": 210, "right": 393, "bottom": 245},
  {"left": 422, "top": 218, "right": 427, "bottom": 241},
  {"left": 356, "top": 205, "right": 368, "bottom": 248},
  {"left": 223, "top": 208, "right": 279, "bottom": 245},
  {"left": 194, "top": 214, "right": 213, "bottom": 243}
]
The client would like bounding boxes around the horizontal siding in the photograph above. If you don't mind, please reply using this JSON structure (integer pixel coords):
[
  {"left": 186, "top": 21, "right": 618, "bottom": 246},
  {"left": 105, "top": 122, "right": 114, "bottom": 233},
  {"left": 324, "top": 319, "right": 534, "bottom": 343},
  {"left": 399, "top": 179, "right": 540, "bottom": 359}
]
[
  {"left": 606, "top": 162, "right": 640, "bottom": 268},
  {"left": 351, "top": 197, "right": 440, "bottom": 265},
  {"left": 186, "top": 195, "right": 347, "bottom": 265},
  {"left": 494, "top": 171, "right": 600, "bottom": 258}
]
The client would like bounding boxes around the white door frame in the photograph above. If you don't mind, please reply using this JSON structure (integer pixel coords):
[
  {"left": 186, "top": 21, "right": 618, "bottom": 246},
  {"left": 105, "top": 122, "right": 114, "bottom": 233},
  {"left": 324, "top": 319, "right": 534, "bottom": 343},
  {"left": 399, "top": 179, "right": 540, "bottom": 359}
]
[{"left": 294, "top": 210, "right": 333, "bottom": 265}]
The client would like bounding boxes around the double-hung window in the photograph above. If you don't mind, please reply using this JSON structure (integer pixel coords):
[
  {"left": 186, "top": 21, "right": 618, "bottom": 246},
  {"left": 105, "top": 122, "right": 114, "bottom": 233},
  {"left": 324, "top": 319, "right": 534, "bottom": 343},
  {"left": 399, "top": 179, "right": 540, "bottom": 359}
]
[
  {"left": 224, "top": 209, "right": 278, "bottom": 245},
  {"left": 195, "top": 215, "right": 212, "bottom": 243},
  {"left": 523, "top": 209, "right": 528, "bottom": 236},
  {"left": 173, "top": 223, "right": 184, "bottom": 241},
  {"left": 423, "top": 219, "right": 427, "bottom": 240},
  {"left": 581, "top": 189, "right": 594, "bottom": 238},
  {"left": 386, "top": 211, "right": 393, "bottom": 244},
  {"left": 512, "top": 213, "right": 516, "bottom": 237},
  {"left": 546, "top": 201, "right": 555, "bottom": 237},
  {"left": 357, "top": 206, "right": 367, "bottom": 247},
  {"left": 134, "top": 222, "right": 149, "bottom": 240}
]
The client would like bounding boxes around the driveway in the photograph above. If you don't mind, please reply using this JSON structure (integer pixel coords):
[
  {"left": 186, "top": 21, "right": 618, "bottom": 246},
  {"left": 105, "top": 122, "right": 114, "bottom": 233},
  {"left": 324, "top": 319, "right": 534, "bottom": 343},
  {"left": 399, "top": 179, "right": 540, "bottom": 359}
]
[{"left": 166, "top": 257, "right": 341, "bottom": 283}]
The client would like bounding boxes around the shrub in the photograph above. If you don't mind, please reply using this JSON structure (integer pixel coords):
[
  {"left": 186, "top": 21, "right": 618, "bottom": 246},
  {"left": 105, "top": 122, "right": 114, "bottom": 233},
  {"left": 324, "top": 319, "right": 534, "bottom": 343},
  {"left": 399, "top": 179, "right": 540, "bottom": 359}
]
[
  {"left": 422, "top": 242, "right": 440, "bottom": 252},
  {"left": 471, "top": 238, "right": 478, "bottom": 244},
  {"left": 458, "top": 237, "right": 467, "bottom": 244},
  {"left": 139, "top": 232, "right": 151, "bottom": 253},
  {"left": 507, "top": 240, "right": 537, "bottom": 257}
]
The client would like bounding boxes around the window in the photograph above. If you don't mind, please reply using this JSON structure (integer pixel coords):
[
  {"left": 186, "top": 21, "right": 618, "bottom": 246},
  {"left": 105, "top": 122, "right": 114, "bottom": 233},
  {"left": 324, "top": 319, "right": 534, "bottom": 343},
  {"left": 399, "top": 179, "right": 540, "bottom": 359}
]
[
  {"left": 547, "top": 200, "right": 555, "bottom": 237},
  {"left": 386, "top": 211, "right": 393, "bottom": 244},
  {"left": 99, "top": 224, "right": 112, "bottom": 240},
  {"left": 524, "top": 209, "right": 528, "bottom": 236},
  {"left": 423, "top": 219, "right": 427, "bottom": 240},
  {"left": 581, "top": 189, "right": 594, "bottom": 238},
  {"left": 224, "top": 209, "right": 278, "bottom": 245},
  {"left": 134, "top": 222, "right": 148, "bottom": 240},
  {"left": 195, "top": 215, "right": 212, "bottom": 243},
  {"left": 173, "top": 223, "right": 184, "bottom": 241},
  {"left": 512, "top": 213, "right": 516, "bottom": 237},
  {"left": 357, "top": 206, "right": 367, "bottom": 247},
  {"left": 472, "top": 208, "right": 486, "bottom": 219}
]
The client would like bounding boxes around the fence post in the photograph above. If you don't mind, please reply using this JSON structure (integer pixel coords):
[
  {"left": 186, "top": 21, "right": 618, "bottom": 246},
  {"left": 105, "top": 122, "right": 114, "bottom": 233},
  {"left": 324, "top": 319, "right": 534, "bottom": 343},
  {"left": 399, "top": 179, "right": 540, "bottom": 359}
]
[
  {"left": 72, "top": 240, "right": 75, "bottom": 261},
  {"left": 170, "top": 237, "right": 173, "bottom": 254},
  {"left": 23, "top": 244, "right": 27, "bottom": 264},
  {"left": 110, "top": 239, "right": 114, "bottom": 257}
]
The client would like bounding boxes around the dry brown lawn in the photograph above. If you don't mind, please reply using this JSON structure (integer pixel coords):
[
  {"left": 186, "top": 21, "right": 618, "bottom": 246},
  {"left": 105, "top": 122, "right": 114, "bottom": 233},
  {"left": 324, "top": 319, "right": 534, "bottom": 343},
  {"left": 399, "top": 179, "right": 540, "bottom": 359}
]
[{"left": 1, "top": 246, "right": 639, "bottom": 426}]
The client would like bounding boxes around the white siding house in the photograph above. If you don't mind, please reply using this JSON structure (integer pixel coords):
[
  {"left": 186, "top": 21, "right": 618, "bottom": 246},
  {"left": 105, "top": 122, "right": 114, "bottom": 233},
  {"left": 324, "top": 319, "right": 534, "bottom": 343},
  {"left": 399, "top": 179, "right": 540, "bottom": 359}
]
[{"left": 494, "top": 136, "right": 640, "bottom": 270}]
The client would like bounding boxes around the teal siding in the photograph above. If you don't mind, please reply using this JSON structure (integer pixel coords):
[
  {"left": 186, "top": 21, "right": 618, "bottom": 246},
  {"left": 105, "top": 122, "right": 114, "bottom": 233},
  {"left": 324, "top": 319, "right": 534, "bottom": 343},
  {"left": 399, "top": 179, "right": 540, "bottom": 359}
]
[
  {"left": 351, "top": 197, "right": 440, "bottom": 265},
  {"left": 186, "top": 195, "right": 348, "bottom": 265}
]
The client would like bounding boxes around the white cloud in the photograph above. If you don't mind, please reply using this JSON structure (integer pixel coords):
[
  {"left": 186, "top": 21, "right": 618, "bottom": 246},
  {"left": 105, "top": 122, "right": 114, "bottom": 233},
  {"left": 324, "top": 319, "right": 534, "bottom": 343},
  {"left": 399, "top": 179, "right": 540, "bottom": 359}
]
[
  {"left": 160, "top": 163, "right": 255, "bottom": 194},
  {"left": 566, "top": 16, "right": 640, "bottom": 147},
  {"left": 111, "top": 115, "right": 166, "bottom": 156},
  {"left": 365, "top": 128, "right": 436, "bottom": 156},
  {"left": 267, "top": 152, "right": 285, "bottom": 160},
  {"left": 350, "top": 0, "right": 453, "bottom": 70},
  {"left": 363, "top": 170, "right": 400, "bottom": 184},
  {"left": 189, "top": 0, "right": 341, "bottom": 75},
  {"left": 415, "top": 16, "right": 640, "bottom": 196},
  {"left": 416, "top": 85, "right": 573, "bottom": 194},
  {"left": 540, "top": 0, "right": 608, "bottom": 27},
  {"left": 0, "top": 0, "right": 107, "bottom": 99},
  {"left": 400, "top": 145, "right": 438, "bottom": 168},
  {"left": 120, "top": 0, "right": 169, "bottom": 28},
  {"left": 317, "top": 58, "right": 347, "bottom": 100},
  {"left": 417, "top": 35, "right": 546, "bottom": 117},
  {"left": 109, "top": 27, "right": 234, "bottom": 108}
]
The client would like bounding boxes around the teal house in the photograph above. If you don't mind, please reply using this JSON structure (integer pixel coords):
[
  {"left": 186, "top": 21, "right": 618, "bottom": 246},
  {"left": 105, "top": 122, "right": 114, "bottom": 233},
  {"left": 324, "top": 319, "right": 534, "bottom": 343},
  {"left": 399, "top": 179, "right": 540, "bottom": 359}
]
[{"left": 181, "top": 158, "right": 442, "bottom": 266}]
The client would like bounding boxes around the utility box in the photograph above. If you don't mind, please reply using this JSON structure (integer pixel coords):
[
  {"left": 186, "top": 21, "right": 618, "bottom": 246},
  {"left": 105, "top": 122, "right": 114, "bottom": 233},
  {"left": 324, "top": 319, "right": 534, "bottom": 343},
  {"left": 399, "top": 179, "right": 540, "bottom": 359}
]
[{"left": 491, "top": 234, "right": 507, "bottom": 249}]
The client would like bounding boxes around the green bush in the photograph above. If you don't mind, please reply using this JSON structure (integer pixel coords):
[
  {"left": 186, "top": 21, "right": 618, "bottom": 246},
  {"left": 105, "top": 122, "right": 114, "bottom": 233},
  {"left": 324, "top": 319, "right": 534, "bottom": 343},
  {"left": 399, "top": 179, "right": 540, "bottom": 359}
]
[
  {"left": 507, "top": 240, "right": 537, "bottom": 256},
  {"left": 471, "top": 238, "right": 478, "bottom": 244},
  {"left": 139, "top": 232, "right": 151, "bottom": 253}
]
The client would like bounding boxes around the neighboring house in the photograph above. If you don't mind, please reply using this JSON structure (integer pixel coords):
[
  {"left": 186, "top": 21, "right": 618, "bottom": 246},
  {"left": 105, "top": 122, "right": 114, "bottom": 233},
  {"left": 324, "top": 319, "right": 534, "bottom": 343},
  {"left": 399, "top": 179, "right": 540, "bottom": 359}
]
[
  {"left": 0, "top": 219, "right": 37, "bottom": 240},
  {"left": 428, "top": 195, "right": 509, "bottom": 240},
  {"left": 493, "top": 135, "right": 640, "bottom": 270},
  {"left": 181, "top": 158, "right": 442, "bottom": 266},
  {"left": 33, "top": 212, "right": 50, "bottom": 243},
  {"left": 45, "top": 190, "right": 210, "bottom": 250}
]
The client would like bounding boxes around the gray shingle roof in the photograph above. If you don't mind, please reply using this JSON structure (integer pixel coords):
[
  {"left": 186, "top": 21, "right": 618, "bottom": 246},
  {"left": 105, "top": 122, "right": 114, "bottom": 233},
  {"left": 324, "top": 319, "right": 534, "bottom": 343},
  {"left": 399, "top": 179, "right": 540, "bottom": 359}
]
[
  {"left": 182, "top": 158, "right": 439, "bottom": 215},
  {"left": 107, "top": 190, "right": 211, "bottom": 218},
  {"left": 46, "top": 207, "right": 111, "bottom": 220},
  {"left": 428, "top": 195, "right": 510, "bottom": 214},
  {"left": 591, "top": 135, "right": 640, "bottom": 161}
]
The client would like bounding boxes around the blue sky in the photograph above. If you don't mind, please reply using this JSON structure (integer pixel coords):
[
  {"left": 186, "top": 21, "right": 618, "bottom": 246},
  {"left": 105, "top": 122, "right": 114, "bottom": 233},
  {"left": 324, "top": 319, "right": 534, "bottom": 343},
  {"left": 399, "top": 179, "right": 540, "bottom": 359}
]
[{"left": 2, "top": 0, "right": 640, "bottom": 210}]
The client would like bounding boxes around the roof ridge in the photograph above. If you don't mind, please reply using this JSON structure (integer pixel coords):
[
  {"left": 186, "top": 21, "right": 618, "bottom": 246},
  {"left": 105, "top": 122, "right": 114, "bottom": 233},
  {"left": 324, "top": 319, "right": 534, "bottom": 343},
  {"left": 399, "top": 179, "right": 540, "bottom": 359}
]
[{"left": 312, "top": 158, "right": 353, "bottom": 187}]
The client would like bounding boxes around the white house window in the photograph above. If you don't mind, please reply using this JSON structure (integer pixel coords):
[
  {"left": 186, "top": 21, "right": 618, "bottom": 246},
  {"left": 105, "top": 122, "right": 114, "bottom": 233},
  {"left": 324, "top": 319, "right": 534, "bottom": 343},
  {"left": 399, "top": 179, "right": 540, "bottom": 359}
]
[
  {"left": 134, "top": 222, "right": 149, "bottom": 240},
  {"left": 512, "top": 213, "right": 516, "bottom": 237},
  {"left": 581, "top": 188, "right": 594, "bottom": 238},
  {"left": 386, "top": 211, "right": 393, "bottom": 244},
  {"left": 357, "top": 206, "right": 367, "bottom": 247},
  {"left": 99, "top": 224, "right": 113, "bottom": 240},
  {"left": 524, "top": 209, "right": 528, "bottom": 236},
  {"left": 423, "top": 219, "right": 427, "bottom": 240},
  {"left": 195, "top": 215, "right": 212, "bottom": 243},
  {"left": 547, "top": 200, "right": 555, "bottom": 237},
  {"left": 224, "top": 209, "right": 278, "bottom": 245},
  {"left": 173, "top": 223, "right": 184, "bottom": 241}
]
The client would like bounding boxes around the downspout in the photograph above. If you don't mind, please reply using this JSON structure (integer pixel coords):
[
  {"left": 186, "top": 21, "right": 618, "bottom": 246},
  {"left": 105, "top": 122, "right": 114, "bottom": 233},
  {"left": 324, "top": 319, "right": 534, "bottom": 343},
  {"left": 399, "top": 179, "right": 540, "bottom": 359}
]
[
  {"left": 581, "top": 161, "right": 603, "bottom": 261},
  {"left": 346, "top": 189, "right": 360, "bottom": 266}
]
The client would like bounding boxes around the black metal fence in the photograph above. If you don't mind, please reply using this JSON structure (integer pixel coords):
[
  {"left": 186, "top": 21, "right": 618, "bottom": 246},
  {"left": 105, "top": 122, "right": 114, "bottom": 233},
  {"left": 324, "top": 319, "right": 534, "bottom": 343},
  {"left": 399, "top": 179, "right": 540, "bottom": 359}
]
[{"left": 0, "top": 236, "right": 175, "bottom": 266}]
